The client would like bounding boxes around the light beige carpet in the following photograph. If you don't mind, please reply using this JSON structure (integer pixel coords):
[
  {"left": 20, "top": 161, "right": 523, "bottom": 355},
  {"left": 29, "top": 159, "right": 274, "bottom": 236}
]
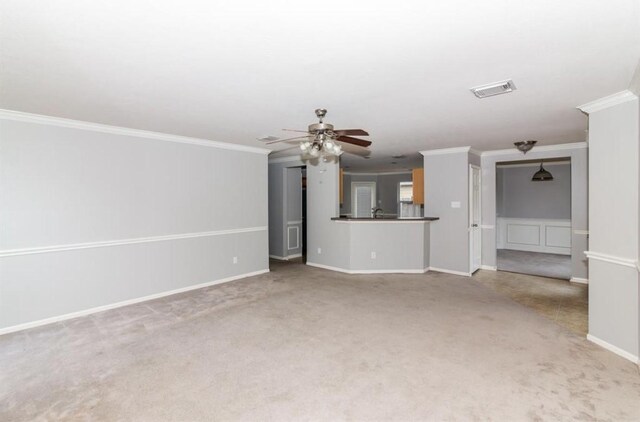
[
  {"left": 497, "top": 249, "right": 571, "bottom": 280},
  {"left": 1, "top": 260, "right": 639, "bottom": 421}
]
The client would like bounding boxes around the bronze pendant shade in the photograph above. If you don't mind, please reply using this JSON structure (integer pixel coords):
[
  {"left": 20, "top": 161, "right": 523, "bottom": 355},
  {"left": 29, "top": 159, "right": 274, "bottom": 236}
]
[{"left": 532, "top": 163, "right": 553, "bottom": 181}]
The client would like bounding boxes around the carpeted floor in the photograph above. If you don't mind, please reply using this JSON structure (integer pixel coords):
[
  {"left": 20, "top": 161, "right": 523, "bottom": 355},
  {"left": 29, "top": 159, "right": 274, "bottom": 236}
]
[
  {"left": 473, "top": 268, "right": 588, "bottom": 336},
  {"left": 497, "top": 249, "right": 572, "bottom": 280},
  {"left": 1, "top": 261, "right": 639, "bottom": 421}
]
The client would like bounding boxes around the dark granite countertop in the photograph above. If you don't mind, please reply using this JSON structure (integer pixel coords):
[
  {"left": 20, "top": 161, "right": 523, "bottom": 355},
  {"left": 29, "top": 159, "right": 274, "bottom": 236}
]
[{"left": 331, "top": 216, "right": 439, "bottom": 221}]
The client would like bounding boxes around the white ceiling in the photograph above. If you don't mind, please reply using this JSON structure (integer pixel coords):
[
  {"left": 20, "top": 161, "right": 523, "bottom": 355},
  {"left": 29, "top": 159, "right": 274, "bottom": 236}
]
[{"left": 1, "top": 1, "right": 639, "bottom": 171}]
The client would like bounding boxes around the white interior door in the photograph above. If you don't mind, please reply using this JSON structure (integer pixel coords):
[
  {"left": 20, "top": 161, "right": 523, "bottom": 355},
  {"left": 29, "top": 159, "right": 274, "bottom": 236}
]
[
  {"left": 352, "top": 182, "right": 376, "bottom": 218},
  {"left": 469, "top": 165, "right": 482, "bottom": 273}
]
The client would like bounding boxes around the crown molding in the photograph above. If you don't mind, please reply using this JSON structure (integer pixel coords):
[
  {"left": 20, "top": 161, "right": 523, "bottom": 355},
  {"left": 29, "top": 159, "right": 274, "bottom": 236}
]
[
  {"left": 420, "top": 146, "right": 471, "bottom": 156},
  {"left": 496, "top": 160, "right": 571, "bottom": 169},
  {"left": 577, "top": 90, "right": 638, "bottom": 114},
  {"left": 343, "top": 170, "right": 413, "bottom": 176},
  {"left": 481, "top": 142, "right": 588, "bottom": 157},
  {"left": 0, "top": 109, "right": 271, "bottom": 155},
  {"left": 268, "top": 155, "right": 307, "bottom": 164}
]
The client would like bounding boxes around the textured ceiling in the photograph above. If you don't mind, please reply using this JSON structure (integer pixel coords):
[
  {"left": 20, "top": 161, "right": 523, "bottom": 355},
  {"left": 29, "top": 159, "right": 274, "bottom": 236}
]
[{"left": 1, "top": 1, "right": 639, "bottom": 171}]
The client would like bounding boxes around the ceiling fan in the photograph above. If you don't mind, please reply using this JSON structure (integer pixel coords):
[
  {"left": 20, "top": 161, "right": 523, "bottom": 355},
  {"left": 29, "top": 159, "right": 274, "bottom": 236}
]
[{"left": 260, "top": 109, "right": 372, "bottom": 157}]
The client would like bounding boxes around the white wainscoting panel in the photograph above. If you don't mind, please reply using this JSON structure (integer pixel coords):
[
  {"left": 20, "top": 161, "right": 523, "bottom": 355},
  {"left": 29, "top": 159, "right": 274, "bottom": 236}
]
[
  {"left": 497, "top": 218, "right": 571, "bottom": 255},
  {"left": 507, "top": 224, "right": 540, "bottom": 246},
  {"left": 286, "top": 220, "right": 302, "bottom": 257},
  {"left": 288, "top": 226, "right": 300, "bottom": 250},
  {"left": 545, "top": 225, "right": 572, "bottom": 248}
]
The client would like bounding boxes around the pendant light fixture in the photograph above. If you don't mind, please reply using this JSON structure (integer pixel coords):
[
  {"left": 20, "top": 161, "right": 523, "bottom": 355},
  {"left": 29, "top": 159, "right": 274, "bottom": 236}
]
[{"left": 532, "top": 162, "right": 553, "bottom": 181}]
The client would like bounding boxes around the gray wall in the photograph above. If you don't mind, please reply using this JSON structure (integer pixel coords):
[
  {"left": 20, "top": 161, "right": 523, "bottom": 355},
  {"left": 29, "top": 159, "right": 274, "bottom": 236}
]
[
  {"left": 423, "top": 151, "right": 472, "bottom": 274},
  {"left": 586, "top": 96, "right": 639, "bottom": 360},
  {"left": 497, "top": 164, "right": 571, "bottom": 219},
  {"left": 481, "top": 145, "right": 588, "bottom": 280},
  {"left": 340, "top": 172, "right": 413, "bottom": 215},
  {"left": 0, "top": 117, "right": 269, "bottom": 331},
  {"left": 347, "top": 222, "right": 430, "bottom": 272},
  {"left": 268, "top": 164, "right": 285, "bottom": 257},
  {"left": 306, "top": 158, "right": 350, "bottom": 269},
  {"left": 496, "top": 167, "right": 505, "bottom": 217}
]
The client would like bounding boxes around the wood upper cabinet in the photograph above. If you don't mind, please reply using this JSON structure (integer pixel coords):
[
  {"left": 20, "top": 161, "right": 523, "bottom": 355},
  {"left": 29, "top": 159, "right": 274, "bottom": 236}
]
[
  {"left": 339, "top": 168, "right": 344, "bottom": 204},
  {"left": 412, "top": 168, "right": 424, "bottom": 205}
]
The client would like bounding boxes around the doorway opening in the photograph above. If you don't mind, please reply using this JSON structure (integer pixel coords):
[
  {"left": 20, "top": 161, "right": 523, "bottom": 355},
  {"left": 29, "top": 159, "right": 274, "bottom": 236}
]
[
  {"left": 485, "top": 156, "right": 588, "bottom": 336},
  {"left": 469, "top": 164, "right": 482, "bottom": 274},
  {"left": 283, "top": 166, "right": 307, "bottom": 262},
  {"left": 301, "top": 168, "right": 307, "bottom": 260},
  {"left": 351, "top": 181, "right": 377, "bottom": 218},
  {"left": 495, "top": 157, "right": 572, "bottom": 280}
]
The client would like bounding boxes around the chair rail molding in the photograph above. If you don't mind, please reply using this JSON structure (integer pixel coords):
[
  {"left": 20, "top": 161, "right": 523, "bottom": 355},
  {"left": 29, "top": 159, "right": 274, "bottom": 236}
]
[
  {"left": 584, "top": 251, "right": 638, "bottom": 268},
  {"left": 0, "top": 226, "right": 268, "bottom": 258}
]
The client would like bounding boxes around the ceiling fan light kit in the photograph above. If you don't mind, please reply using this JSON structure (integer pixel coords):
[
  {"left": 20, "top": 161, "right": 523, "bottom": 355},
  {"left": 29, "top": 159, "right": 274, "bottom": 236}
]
[{"left": 260, "top": 108, "right": 371, "bottom": 158}]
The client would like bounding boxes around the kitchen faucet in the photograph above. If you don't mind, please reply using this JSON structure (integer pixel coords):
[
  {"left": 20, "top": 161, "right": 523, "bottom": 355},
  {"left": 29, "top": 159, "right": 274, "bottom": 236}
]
[{"left": 372, "top": 207, "right": 383, "bottom": 218}]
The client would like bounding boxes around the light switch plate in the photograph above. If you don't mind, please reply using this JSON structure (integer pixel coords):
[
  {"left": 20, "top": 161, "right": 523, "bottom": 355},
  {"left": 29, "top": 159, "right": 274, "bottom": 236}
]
[{"left": 451, "top": 201, "right": 461, "bottom": 208}]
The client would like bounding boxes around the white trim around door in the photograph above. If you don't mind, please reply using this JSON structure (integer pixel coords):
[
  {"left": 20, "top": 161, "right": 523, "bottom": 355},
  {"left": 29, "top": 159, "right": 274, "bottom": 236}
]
[{"left": 469, "top": 164, "right": 482, "bottom": 273}]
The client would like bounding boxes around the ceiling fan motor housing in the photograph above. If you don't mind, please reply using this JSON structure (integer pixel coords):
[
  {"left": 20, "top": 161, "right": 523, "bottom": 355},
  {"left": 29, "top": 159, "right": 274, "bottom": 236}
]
[{"left": 308, "top": 122, "right": 334, "bottom": 134}]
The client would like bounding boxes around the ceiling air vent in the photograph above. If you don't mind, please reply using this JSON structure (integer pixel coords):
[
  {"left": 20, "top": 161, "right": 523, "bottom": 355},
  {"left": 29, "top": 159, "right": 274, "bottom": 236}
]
[{"left": 470, "top": 80, "right": 516, "bottom": 98}]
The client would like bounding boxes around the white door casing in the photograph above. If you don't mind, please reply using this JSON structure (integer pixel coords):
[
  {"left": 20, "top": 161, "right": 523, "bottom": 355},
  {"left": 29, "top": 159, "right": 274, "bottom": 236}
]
[{"left": 469, "top": 165, "right": 482, "bottom": 273}]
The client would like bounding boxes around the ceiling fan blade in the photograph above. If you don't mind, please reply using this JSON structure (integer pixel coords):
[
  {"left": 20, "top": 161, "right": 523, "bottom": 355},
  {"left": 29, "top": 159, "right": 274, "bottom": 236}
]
[
  {"left": 339, "top": 142, "right": 372, "bottom": 157},
  {"left": 336, "top": 135, "right": 372, "bottom": 147},
  {"left": 334, "top": 129, "right": 369, "bottom": 136},
  {"left": 282, "top": 129, "right": 310, "bottom": 133},
  {"left": 264, "top": 135, "right": 313, "bottom": 145}
]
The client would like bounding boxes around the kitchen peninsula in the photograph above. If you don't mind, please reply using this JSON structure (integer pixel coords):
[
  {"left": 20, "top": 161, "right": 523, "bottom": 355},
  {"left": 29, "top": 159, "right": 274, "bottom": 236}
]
[{"left": 327, "top": 216, "right": 439, "bottom": 273}]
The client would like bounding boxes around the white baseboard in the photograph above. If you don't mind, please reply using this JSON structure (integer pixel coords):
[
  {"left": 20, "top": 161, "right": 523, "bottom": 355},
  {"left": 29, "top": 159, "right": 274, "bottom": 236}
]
[
  {"left": 480, "top": 265, "right": 497, "bottom": 271},
  {"left": 570, "top": 277, "right": 588, "bottom": 284},
  {"left": 269, "top": 254, "right": 302, "bottom": 261},
  {"left": 350, "top": 268, "right": 429, "bottom": 274},
  {"left": 306, "top": 262, "right": 429, "bottom": 275},
  {"left": 587, "top": 334, "right": 639, "bottom": 364},
  {"left": 428, "top": 267, "right": 472, "bottom": 277},
  {"left": 0, "top": 269, "right": 270, "bottom": 336},
  {"left": 306, "top": 262, "right": 351, "bottom": 273}
]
